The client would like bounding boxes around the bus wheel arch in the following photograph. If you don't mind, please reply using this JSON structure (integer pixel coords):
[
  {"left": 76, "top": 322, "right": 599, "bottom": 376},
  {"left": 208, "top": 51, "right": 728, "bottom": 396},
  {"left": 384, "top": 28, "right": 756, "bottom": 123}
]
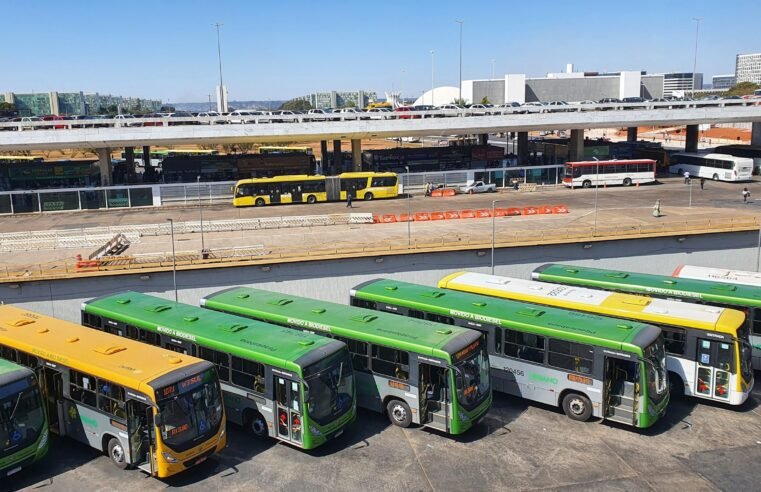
[
  {"left": 712, "top": 173, "right": 719, "bottom": 181},
  {"left": 582, "top": 180, "right": 592, "bottom": 189},
  {"left": 244, "top": 409, "right": 269, "bottom": 438},
  {"left": 668, "top": 371, "right": 685, "bottom": 398},
  {"left": 560, "top": 391, "right": 593, "bottom": 422},
  {"left": 254, "top": 198, "right": 266, "bottom": 207},
  {"left": 104, "top": 435, "right": 129, "bottom": 469},
  {"left": 623, "top": 177, "right": 632, "bottom": 186},
  {"left": 306, "top": 195, "right": 317, "bottom": 204},
  {"left": 384, "top": 397, "right": 412, "bottom": 427}
]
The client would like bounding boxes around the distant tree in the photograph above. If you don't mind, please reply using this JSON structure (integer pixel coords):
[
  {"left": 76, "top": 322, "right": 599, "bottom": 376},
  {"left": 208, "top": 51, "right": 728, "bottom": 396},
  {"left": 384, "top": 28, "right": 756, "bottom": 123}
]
[
  {"left": 480, "top": 96, "right": 491, "bottom": 105},
  {"left": 0, "top": 102, "right": 15, "bottom": 111},
  {"left": 222, "top": 143, "right": 255, "bottom": 154},
  {"left": 726, "top": 82, "right": 760, "bottom": 96},
  {"left": 279, "top": 99, "right": 313, "bottom": 111},
  {"left": 453, "top": 97, "right": 468, "bottom": 106},
  {"left": 338, "top": 99, "right": 356, "bottom": 109}
]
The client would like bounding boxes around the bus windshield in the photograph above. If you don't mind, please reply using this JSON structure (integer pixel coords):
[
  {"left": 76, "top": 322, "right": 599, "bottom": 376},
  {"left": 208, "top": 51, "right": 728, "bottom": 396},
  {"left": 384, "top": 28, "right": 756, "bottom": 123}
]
[
  {"left": 156, "top": 369, "right": 223, "bottom": 452},
  {"left": 738, "top": 325, "right": 753, "bottom": 384},
  {"left": 303, "top": 350, "right": 354, "bottom": 426},
  {"left": 453, "top": 343, "right": 490, "bottom": 410},
  {"left": 0, "top": 377, "right": 45, "bottom": 459},
  {"left": 642, "top": 338, "right": 668, "bottom": 404}
]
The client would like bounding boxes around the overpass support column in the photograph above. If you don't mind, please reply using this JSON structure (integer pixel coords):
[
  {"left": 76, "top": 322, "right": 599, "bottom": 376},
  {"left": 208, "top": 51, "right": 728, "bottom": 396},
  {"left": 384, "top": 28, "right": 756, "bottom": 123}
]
[
  {"left": 479, "top": 133, "right": 488, "bottom": 146},
  {"left": 333, "top": 140, "right": 343, "bottom": 173},
  {"left": 627, "top": 127, "right": 638, "bottom": 142},
  {"left": 97, "top": 148, "right": 113, "bottom": 187},
  {"left": 685, "top": 124, "right": 699, "bottom": 153},
  {"left": 517, "top": 131, "right": 529, "bottom": 166},
  {"left": 752, "top": 122, "right": 761, "bottom": 146},
  {"left": 124, "top": 147, "right": 135, "bottom": 183},
  {"left": 568, "top": 129, "right": 584, "bottom": 162},
  {"left": 320, "top": 140, "right": 328, "bottom": 174},
  {"left": 351, "top": 139, "right": 362, "bottom": 172}
]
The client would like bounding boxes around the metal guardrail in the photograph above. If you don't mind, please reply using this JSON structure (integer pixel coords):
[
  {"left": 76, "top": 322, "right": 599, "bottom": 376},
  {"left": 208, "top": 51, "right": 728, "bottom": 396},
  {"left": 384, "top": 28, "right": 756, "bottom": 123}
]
[
  {"left": 1, "top": 216, "right": 757, "bottom": 282},
  {"left": 1, "top": 99, "right": 759, "bottom": 130}
]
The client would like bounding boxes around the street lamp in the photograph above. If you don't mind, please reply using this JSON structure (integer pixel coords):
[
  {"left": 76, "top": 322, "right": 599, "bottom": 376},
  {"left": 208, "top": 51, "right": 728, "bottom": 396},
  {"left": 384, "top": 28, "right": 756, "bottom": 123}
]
[
  {"left": 692, "top": 18, "right": 702, "bottom": 97},
  {"left": 405, "top": 166, "right": 411, "bottom": 247},
  {"left": 491, "top": 199, "right": 505, "bottom": 275},
  {"left": 593, "top": 157, "right": 600, "bottom": 236},
  {"left": 197, "top": 175, "right": 206, "bottom": 254},
  {"left": 491, "top": 59, "right": 496, "bottom": 80},
  {"left": 430, "top": 50, "right": 435, "bottom": 106},
  {"left": 166, "top": 218, "right": 177, "bottom": 302},
  {"left": 215, "top": 22, "right": 225, "bottom": 111},
  {"left": 456, "top": 20, "right": 464, "bottom": 103}
]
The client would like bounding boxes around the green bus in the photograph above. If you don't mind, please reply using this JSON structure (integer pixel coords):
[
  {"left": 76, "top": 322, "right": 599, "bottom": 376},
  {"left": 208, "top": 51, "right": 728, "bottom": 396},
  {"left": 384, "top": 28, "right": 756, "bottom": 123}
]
[
  {"left": 533, "top": 263, "right": 761, "bottom": 370},
  {"left": 81, "top": 292, "right": 356, "bottom": 450},
  {"left": 1, "top": 359, "right": 48, "bottom": 478},
  {"left": 349, "top": 278, "right": 669, "bottom": 428},
  {"left": 201, "top": 287, "right": 492, "bottom": 435}
]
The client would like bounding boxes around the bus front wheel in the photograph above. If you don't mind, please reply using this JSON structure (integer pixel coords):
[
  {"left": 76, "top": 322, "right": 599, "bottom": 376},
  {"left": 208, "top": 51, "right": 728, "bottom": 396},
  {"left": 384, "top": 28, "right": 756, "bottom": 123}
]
[
  {"left": 364, "top": 192, "right": 374, "bottom": 201},
  {"left": 306, "top": 195, "right": 317, "bottom": 204},
  {"left": 386, "top": 399, "right": 412, "bottom": 427},
  {"left": 582, "top": 180, "right": 592, "bottom": 189},
  {"left": 712, "top": 173, "right": 719, "bottom": 181},
  {"left": 107, "top": 437, "right": 128, "bottom": 469},
  {"left": 255, "top": 198, "right": 265, "bottom": 207},
  {"left": 561, "top": 392, "right": 592, "bottom": 421},
  {"left": 623, "top": 178, "right": 632, "bottom": 186}
]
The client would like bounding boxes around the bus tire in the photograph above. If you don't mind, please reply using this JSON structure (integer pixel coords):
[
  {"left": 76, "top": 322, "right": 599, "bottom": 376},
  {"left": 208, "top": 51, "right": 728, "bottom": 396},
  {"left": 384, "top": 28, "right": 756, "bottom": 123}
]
[
  {"left": 386, "top": 399, "right": 412, "bottom": 427},
  {"left": 306, "top": 195, "right": 317, "bottom": 204},
  {"left": 364, "top": 192, "right": 374, "bottom": 201},
  {"left": 107, "top": 437, "right": 129, "bottom": 469},
  {"left": 582, "top": 180, "right": 592, "bottom": 189},
  {"left": 712, "top": 173, "right": 719, "bottom": 181},
  {"left": 255, "top": 198, "right": 265, "bottom": 207},
  {"left": 246, "top": 411, "right": 269, "bottom": 438},
  {"left": 623, "top": 178, "right": 632, "bottom": 186},
  {"left": 561, "top": 392, "right": 592, "bottom": 422},
  {"left": 668, "top": 372, "right": 684, "bottom": 398}
]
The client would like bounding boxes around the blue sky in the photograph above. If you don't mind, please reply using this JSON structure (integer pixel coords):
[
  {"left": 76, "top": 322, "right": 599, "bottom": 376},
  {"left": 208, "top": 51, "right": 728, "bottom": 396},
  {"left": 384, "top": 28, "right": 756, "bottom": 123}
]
[{"left": 3, "top": 0, "right": 759, "bottom": 102}]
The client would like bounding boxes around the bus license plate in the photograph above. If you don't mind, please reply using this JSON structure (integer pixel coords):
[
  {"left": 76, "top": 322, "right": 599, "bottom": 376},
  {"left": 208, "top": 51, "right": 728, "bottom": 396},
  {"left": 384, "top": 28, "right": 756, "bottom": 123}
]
[
  {"left": 195, "top": 456, "right": 207, "bottom": 466},
  {"left": 6, "top": 466, "right": 22, "bottom": 476}
]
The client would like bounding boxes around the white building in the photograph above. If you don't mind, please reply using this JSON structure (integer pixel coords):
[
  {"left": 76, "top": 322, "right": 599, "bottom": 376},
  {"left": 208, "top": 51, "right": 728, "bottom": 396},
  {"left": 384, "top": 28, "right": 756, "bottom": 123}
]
[
  {"left": 712, "top": 74, "right": 736, "bottom": 90},
  {"left": 661, "top": 72, "right": 703, "bottom": 97},
  {"left": 736, "top": 53, "right": 761, "bottom": 85}
]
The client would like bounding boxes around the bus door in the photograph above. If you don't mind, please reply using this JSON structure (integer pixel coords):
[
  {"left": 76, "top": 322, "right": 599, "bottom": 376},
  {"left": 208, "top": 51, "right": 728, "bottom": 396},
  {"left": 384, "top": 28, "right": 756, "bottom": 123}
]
[
  {"left": 695, "top": 339, "right": 732, "bottom": 401},
  {"left": 291, "top": 184, "right": 303, "bottom": 203},
  {"left": 275, "top": 377, "right": 302, "bottom": 445},
  {"left": 39, "top": 366, "right": 63, "bottom": 434},
  {"left": 269, "top": 184, "right": 282, "bottom": 204},
  {"left": 750, "top": 308, "right": 761, "bottom": 369},
  {"left": 126, "top": 399, "right": 151, "bottom": 470},
  {"left": 603, "top": 357, "right": 638, "bottom": 426},
  {"left": 418, "top": 363, "right": 449, "bottom": 432}
]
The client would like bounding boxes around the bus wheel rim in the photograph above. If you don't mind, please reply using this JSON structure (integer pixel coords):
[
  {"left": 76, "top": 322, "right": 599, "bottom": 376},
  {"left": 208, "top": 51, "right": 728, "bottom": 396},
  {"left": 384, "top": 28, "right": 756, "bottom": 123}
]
[
  {"left": 252, "top": 418, "right": 266, "bottom": 435},
  {"left": 569, "top": 398, "right": 585, "bottom": 415},
  {"left": 111, "top": 443, "right": 125, "bottom": 463},
  {"left": 391, "top": 404, "right": 407, "bottom": 422}
]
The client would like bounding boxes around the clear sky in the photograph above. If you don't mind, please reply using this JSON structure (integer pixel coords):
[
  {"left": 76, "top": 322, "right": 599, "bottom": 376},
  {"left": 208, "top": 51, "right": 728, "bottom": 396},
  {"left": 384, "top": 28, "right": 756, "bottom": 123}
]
[{"left": 3, "top": 0, "right": 759, "bottom": 103}]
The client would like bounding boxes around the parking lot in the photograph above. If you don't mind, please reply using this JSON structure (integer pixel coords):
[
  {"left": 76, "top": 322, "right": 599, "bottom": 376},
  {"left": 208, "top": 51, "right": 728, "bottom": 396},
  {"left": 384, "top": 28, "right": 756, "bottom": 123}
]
[{"left": 7, "top": 387, "right": 761, "bottom": 492}]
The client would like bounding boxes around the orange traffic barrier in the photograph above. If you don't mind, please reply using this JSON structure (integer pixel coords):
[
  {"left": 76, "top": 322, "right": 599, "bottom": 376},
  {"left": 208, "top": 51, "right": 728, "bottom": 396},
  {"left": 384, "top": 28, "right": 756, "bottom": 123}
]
[
  {"left": 460, "top": 209, "right": 476, "bottom": 219},
  {"left": 399, "top": 213, "right": 413, "bottom": 222},
  {"left": 76, "top": 260, "right": 99, "bottom": 271},
  {"left": 537, "top": 205, "right": 553, "bottom": 214},
  {"left": 430, "top": 189, "right": 443, "bottom": 197},
  {"left": 442, "top": 188, "right": 456, "bottom": 196},
  {"left": 414, "top": 212, "right": 430, "bottom": 221},
  {"left": 430, "top": 212, "right": 446, "bottom": 220},
  {"left": 373, "top": 215, "right": 381, "bottom": 223},
  {"left": 552, "top": 205, "right": 569, "bottom": 214},
  {"left": 475, "top": 209, "right": 492, "bottom": 218},
  {"left": 381, "top": 214, "right": 397, "bottom": 223},
  {"left": 444, "top": 210, "right": 460, "bottom": 219},
  {"left": 507, "top": 208, "right": 522, "bottom": 216},
  {"left": 493, "top": 208, "right": 508, "bottom": 217},
  {"left": 522, "top": 207, "right": 538, "bottom": 215}
]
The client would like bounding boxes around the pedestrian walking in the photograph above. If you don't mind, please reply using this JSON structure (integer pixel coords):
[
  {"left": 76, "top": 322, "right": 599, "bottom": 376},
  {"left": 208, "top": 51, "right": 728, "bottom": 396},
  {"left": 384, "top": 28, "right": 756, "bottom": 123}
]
[
  {"left": 700, "top": 177, "right": 705, "bottom": 190},
  {"left": 346, "top": 191, "right": 353, "bottom": 208},
  {"left": 683, "top": 170, "right": 690, "bottom": 184},
  {"left": 743, "top": 188, "right": 751, "bottom": 203}
]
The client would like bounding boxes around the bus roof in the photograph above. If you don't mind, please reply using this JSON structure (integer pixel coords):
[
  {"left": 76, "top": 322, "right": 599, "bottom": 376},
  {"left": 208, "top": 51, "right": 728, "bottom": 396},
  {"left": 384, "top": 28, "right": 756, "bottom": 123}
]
[
  {"left": 534, "top": 263, "right": 761, "bottom": 311},
  {"left": 338, "top": 172, "right": 397, "bottom": 178},
  {"left": 0, "top": 305, "right": 210, "bottom": 394},
  {"left": 0, "top": 156, "right": 43, "bottom": 161},
  {"left": 440, "top": 271, "right": 743, "bottom": 335},
  {"left": 672, "top": 152, "right": 752, "bottom": 161},
  {"left": 234, "top": 174, "right": 325, "bottom": 185},
  {"left": 354, "top": 278, "right": 661, "bottom": 350},
  {"left": 201, "top": 287, "right": 480, "bottom": 358},
  {"left": 673, "top": 265, "right": 761, "bottom": 288},
  {"left": 83, "top": 292, "right": 346, "bottom": 373},
  {"left": 0, "top": 358, "right": 34, "bottom": 386},
  {"left": 566, "top": 159, "right": 655, "bottom": 166}
]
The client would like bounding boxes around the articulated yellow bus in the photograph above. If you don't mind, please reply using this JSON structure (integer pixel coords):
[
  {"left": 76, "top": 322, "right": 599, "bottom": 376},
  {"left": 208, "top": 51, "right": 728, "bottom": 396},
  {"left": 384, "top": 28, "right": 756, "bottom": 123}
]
[
  {"left": 233, "top": 172, "right": 398, "bottom": 206},
  {"left": 0, "top": 306, "right": 226, "bottom": 478}
]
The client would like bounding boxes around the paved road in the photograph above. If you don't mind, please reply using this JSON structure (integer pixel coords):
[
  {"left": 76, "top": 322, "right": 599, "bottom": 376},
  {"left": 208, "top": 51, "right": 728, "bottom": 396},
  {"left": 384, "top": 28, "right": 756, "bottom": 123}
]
[{"left": 7, "top": 390, "right": 761, "bottom": 492}]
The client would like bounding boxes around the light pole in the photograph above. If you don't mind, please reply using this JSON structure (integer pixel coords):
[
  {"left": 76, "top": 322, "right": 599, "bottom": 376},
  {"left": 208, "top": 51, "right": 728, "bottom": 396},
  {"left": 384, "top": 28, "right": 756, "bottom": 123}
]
[
  {"left": 207, "top": 94, "right": 212, "bottom": 112},
  {"left": 405, "top": 166, "right": 411, "bottom": 247},
  {"left": 756, "top": 223, "right": 761, "bottom": 272},
  {"left": 166, "top": 218, "right": 177, "bottom": 302},
  {"left": 692, "top": 18, "right": 702, "bottom": 97},
  {"left": 215, "top": 22, "right": 225, "bottom": 111},
  {"left": 430, "top": 50, "right": 435, "bottom": 106},
  {"left": 456, "top": 20, "right": 464, "bottom": 103},
  {"left": 689, "top": 177, "right": 693, "bottom": 208},
  {"left": 491, "top": 199, "right": 505, "bottom": 275},
  {"left": 491, "top": 59, "right": 496, "bottom": 80},
  {"left": 197, "top": 175, "right": 206, "bottom": 253},
  {"left": 593, "top": 157, "right": 600, "bottom": 236}
]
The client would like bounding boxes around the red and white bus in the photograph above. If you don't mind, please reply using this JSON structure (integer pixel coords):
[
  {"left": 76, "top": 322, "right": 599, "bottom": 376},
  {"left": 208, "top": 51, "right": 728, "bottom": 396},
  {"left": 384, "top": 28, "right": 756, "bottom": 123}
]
[{"left": 563, "top": 159, "right": 656, "bottom": 189}]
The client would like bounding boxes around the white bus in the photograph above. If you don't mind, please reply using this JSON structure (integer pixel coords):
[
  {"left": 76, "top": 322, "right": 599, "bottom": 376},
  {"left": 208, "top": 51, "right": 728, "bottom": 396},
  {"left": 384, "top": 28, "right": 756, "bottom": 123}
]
[
  {"left": 669, "top": 153, "right": 753, "bottom": 182},
  {"left": 563, "top": 159, "right": 656, "bottom": 188},
  {"left": 673, "top": 265, "right": 761, "bottom": 288}
]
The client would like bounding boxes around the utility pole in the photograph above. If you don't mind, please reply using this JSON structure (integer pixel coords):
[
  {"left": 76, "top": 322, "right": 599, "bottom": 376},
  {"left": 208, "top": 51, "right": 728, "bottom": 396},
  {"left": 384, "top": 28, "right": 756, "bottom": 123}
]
[
  {"left": 215, "top": 22, "right": 225, "bottom": 112},
  {"left": 430, "top": 50, "right": 435, "bottom": 106},
  {"left": 456, "top": 20, "right": 464, "bottom": 103},
  {"left": 692, "top": 18, "right": 702, "bottom": 97}
]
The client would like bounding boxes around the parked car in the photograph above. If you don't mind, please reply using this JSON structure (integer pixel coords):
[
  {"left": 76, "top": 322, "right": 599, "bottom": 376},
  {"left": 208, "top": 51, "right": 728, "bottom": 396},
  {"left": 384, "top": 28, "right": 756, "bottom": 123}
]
[
  {"left": 367, "top": 107, "right": 393, "bottom": 119},
  {"left": 394, "top": 106, "right": 418, "bottom": 119},
  {"left": 196, "top": 111, "right": 227, "bottom": 124},
  {"left": 338, "top": 108, "right": 369, "bottom": 120},
  {"left": 167, "top": 111, "right": 198, "bottom": 125},
  {"left": 521, "top": 101, "right": 547, "bottom": 113},
  {"left": 228, "top": 110, "right": 261, "bottom": 124},
  {"left": 467, "top": 103, "right": 495, "bottom": 116},
  {"left": 306, "top": 108, "right": 337, "bottom": 121},
  {"left": 460, "top": 181, "right": 497, "bottom": 194},
  {"left": 270, "top": 110, "right": 299, "bottom": 122},
  {"left": 545, "top": 101, "right": 572, "bottom": 112},
  {"left": 12, "top": 116, "right": 41, "bottom": 131},
  {"left": 114, "top": 114, "right": 142, "bottom": 127}
]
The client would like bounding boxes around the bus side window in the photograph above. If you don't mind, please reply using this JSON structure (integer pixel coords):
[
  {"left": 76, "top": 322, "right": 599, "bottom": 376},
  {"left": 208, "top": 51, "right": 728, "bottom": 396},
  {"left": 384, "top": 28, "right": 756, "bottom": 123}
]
[
  {"left": 662, "top": 326, "right": 686, "bottom": 355},
  {"left": 494, "top": 327, "right": 502, "bottom": 354},
  {"left": 70, "top": 370, "right": 97, "bottom": 407},
  {"left": 82, "top": 312, "right": 102, "bottom": 328},
  {"left": 338, "top": 337, "right": 368, "bottom": 372},
  {"left": 231, "top": 356, "right": 265, "bottom": 394},
  {"left": 97, "top": 380, "right": 126, "bottom": 419},
  {"left": 752, "top": 308, "right": 761, "bottom": 335},
  {"left": 547, "top": 339, "right": 594, "bottom": 375},
  {"left": 408, "top": 309, "right": 425, "bottom": 320},
  {"left": 371, "top": 345, "right": 409, "bottom": 381},
  {"left": 125, "top": 325, "right": 139, "bottom": 340},
  {"left": 425, "top": 313, "right": 455, "bottom": 325},
  {"left": 199, "top": 346, "right": 230, "bottom": 382}
]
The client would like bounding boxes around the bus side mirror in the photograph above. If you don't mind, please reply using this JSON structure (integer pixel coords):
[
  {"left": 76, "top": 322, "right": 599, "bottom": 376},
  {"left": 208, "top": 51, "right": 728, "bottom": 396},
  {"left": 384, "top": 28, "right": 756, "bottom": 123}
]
[{"left": 153, "top": 412, "right": 163, "bottom": 428}]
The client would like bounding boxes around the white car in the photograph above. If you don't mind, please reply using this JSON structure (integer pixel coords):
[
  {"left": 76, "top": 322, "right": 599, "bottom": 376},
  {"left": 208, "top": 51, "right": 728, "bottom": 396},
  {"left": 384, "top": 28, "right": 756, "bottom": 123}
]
[
  {"left": 338, "top": 108, "right": 369, "bottom": 120},
  {"left": 367, "top": 108, "right": 393, "bottom": 120},
  {"left": 460, "top": 181, "right": 497, "bottom": 194}
]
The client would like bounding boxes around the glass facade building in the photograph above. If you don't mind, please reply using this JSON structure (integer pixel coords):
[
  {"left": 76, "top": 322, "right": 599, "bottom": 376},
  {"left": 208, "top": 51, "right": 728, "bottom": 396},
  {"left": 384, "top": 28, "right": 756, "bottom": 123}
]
[
  {"left": 1, "top": 91, "right": 161, "bottom": 116},
  {"left": 297, "top": 90, "right": 377, "bottom": 109}
]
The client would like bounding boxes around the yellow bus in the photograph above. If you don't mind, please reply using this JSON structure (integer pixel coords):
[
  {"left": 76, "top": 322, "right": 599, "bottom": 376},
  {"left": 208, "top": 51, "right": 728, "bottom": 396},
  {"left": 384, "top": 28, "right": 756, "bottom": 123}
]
[
  {"left": 0, "top": 305, "right": 226, "bottom": 478},
  {"left": 439, "top": 272, "right": 753, "bottom": 406},
  {"left": 233, "top": 171, "right": 398, "bottom": 206}
]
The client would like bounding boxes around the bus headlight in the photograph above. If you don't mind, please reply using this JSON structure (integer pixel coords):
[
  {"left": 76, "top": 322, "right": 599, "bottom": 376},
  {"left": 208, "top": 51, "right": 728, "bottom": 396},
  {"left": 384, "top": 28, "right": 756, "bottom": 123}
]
[
  {"left": 310, "top": 425, "right": 322, "bottom": 436},
  {"left": 37, "top": 430, "right": 48, "bottom": 451},
  {"left": 162, "top": 452, "right": 178, "bottom": 463}
]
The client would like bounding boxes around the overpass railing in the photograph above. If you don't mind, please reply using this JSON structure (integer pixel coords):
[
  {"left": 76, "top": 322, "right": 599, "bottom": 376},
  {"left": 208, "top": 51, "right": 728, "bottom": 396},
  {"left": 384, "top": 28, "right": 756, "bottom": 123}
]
[{"left": 0, "top": 165, "right": 564, "bottom": 215}]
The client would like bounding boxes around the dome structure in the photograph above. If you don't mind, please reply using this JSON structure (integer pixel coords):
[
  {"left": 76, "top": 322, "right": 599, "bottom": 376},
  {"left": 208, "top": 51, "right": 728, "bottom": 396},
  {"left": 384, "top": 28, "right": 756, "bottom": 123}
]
[{"left": 413, "top": 86, "right": 460, "bottom": 106}]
